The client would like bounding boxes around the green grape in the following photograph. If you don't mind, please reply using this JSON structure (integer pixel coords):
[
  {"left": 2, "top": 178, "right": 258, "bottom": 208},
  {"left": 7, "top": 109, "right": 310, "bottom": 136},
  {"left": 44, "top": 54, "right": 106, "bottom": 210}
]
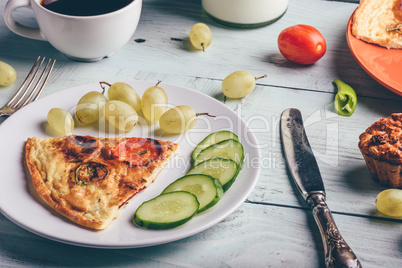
[
  {"left": 47, "top": 108, "right": 75, "bottom": 134},
  {"left": 375, "top": 189, "right": 402, "bottom": 217},
  {"left": 159, "top": 105, "right": 197, "bottom": 134},
  {"left": 103, "top": 100, "right": 138, "bottom": 132},
  {"left": 103, "top": 81, "right": 142, "bottom": 113},
  {"left": 189, "top": 23, "right": 212, "bottom": 51},
  {"left": 141, "top": 81, "right": 168, "bottom": 122},
  {"left": 75, "top": 91, "right": 107, "bottom": 124},
  {"left": 0, "top": 61, "right": 17, "bottom": 86},
  {"left": 159, "top": 106, "right": 214, "bottom": 134},
  {"left": 222, "top": 70, "right": 267, "bottom": 99}
]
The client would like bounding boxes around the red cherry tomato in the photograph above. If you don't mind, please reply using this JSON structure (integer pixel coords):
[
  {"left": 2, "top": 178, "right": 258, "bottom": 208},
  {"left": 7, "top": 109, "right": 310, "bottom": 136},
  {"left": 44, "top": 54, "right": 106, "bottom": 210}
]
[
  {"left": 113, "top": 138, "right": 161, "bottom": 167},
  {"left": 278, "top": 24, "right": 326, "bottom": 65}
]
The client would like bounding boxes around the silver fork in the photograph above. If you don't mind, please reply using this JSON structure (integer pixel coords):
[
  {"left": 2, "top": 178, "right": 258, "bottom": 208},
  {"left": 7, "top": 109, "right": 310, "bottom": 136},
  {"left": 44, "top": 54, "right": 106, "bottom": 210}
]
[{"left": 0, "top": 56, "right": 56, "bottom": 117}]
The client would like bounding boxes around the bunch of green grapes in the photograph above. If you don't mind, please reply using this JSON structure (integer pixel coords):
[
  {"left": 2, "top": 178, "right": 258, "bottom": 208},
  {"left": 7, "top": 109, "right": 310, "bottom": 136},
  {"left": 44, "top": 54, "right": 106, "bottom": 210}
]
[
  {"left": 0, "top": 61, "right": 17, "bottom": 86},
  {"left": 47, "top": 80, "right": 212, "bottom": 135},
  {"left": 48, "top": 81, "right": 143, "bottom": 134},
  {"left": 222, "top": 71, "right": 267, "bottom": 99},
  {"left": 189, "top": 23, "right": 212, "bottom": 52}
]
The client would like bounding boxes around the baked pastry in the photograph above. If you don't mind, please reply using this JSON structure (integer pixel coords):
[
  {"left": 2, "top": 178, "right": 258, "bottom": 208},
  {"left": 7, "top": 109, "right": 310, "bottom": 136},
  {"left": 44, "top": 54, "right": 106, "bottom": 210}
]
[
  {"left": 351, "top": 0, "right": 402, "bottom": 49},
  {"left": 25, "top": 135, "right": 178, "bottom": 230},
  {"left": 358, "top": 113, "right": 402, "bottom": 188}
]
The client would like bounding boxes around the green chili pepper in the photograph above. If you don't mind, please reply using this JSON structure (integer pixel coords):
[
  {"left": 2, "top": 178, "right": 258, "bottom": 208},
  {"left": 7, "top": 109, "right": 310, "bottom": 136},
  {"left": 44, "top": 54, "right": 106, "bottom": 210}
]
[{"left": 333, "top": 79, "right": 357, "bottom": 117}]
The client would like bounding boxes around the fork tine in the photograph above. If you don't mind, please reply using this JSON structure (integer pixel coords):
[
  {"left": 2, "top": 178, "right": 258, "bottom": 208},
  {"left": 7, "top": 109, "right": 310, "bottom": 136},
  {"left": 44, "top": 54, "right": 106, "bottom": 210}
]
[
  {"left": 5, "top": 56, "right": 42, "bottom": 108},
  {"left": 0, "top": 56, "right": 55, "bottom": 118},
  {"left": 22, "top": 58, "right": 56, "bottom": 107},
  {"left": 10, "top": 57, "right": 47, "bottom": 109}
]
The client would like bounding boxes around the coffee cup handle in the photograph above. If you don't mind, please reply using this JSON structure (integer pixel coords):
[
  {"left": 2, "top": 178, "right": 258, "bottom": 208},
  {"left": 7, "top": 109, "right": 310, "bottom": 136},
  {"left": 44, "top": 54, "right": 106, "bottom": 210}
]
[{"left": 4, "top": 0, "right": 47, "bottom": 41}]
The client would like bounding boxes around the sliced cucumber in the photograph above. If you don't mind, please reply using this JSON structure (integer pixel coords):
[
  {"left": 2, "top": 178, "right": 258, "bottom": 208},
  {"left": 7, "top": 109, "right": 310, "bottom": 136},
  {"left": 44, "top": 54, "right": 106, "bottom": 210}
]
[
  {"left": 162, "top": 174, "right": 223, "bottom": 213},
  {"left": 194, "top": 139, "right": 244, "bottom": 168},
  {"left": 133, "top": 191, "right": 199, "bottom": 230},
  {"left": 192, "top": 130, "right": 239, "bottom": 162},
  {"left": 187, "top": 158, "right": 240, "bottom": 192}
]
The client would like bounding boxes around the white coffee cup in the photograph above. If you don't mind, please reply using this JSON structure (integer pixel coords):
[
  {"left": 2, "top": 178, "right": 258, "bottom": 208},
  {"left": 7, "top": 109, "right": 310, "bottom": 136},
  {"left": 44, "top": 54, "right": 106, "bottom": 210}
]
[
  {"left": 4, "top": 0, "right": 142, "bottom": 62},
  {"left": 202, "top": 0, "right": 288, "bottom": 28}
]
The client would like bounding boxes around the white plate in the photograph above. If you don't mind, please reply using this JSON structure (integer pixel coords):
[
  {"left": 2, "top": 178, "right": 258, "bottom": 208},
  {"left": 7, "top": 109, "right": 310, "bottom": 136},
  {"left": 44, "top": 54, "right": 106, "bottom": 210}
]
[{"left": 0, "top": 80, "right": 261, "bottom": 248}]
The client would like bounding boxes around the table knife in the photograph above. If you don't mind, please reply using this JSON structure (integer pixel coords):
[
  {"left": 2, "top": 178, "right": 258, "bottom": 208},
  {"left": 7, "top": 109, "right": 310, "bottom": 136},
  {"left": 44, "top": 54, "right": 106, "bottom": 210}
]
[{"left": 280, "top": 108, "right": 362, "bottom": 268}]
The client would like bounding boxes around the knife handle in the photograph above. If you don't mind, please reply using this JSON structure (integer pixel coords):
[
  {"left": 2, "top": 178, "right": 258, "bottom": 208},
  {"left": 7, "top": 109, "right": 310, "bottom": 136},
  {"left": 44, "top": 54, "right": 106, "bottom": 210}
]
[{"left": 308, "top": 194, "right": 362, "bottom": 268}]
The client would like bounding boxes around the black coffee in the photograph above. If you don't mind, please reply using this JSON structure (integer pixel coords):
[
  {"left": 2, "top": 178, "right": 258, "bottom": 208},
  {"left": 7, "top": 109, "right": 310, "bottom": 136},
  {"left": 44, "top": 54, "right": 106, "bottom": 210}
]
[{"left": 40, "top": 0, "right": 134, "bottom": 16}]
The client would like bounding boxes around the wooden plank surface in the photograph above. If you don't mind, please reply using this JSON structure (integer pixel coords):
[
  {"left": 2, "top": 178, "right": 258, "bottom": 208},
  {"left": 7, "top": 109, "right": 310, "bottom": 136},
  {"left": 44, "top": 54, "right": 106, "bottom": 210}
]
[
  {"left": 1, "top": 203, "right": 401, "bottom": 268},
  {"left": 0, "top": 0, "right": 401, "bottom": 267},
  {"left": 1, "top": 0, "right": 401, "bottom": 101}
]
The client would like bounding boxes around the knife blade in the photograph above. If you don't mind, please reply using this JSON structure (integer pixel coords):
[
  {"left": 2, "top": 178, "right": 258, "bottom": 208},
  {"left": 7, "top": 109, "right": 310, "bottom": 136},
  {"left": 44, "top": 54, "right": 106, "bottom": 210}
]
[{"left": 280, "top": 108, "right": 361, "bottom": 268}]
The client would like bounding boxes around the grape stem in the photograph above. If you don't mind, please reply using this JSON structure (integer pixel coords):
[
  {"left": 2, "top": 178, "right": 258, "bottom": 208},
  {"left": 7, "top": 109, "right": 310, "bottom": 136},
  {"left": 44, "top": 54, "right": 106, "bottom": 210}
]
[
  {"left": 255, "top": 74, "right": 267, "bottom": 81},
  {"left": 99, "top": 81, "right": 112, "bottom": 94},
  {"left": 196, "top": 112, "right": 216, "bottom": 117}
]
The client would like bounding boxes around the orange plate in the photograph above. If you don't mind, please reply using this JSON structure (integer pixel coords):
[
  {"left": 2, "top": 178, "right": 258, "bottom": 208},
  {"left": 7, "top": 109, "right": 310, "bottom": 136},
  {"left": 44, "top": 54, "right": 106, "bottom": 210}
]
[{"left": 346, "top": 12, "right": 402, "bottom": 96}]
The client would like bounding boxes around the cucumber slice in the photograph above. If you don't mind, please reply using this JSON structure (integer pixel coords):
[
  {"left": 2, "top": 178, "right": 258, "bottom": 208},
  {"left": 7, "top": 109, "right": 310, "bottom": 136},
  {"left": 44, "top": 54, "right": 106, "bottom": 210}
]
[
  {"left": 193, "top": 139, "right": 244, "bottom": 168},
  {"left": 133, "top": 191, "right": 199, "bottom": 230},
  {"left": 192, "top": 130, "right": 239, "bottom": 162},
  {"left": 162, "top": 174, "right": 223, "bottom": 213},
  {"left": 187, "top": 158, "right": 240, "bottom": 192}
]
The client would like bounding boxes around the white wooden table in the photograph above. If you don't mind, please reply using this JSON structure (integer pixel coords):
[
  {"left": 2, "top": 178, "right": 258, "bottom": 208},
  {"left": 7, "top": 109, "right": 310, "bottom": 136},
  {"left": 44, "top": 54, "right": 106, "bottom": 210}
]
[{"left": 1, "top": 0, "right": 401, "bottom": 267}]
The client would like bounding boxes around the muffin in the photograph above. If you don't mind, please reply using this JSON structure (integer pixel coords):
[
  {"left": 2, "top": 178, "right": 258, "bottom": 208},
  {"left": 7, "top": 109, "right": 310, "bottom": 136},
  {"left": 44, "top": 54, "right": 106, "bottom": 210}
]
[{"left": 358, "top": 113, "right": 402, "bottom": 189}]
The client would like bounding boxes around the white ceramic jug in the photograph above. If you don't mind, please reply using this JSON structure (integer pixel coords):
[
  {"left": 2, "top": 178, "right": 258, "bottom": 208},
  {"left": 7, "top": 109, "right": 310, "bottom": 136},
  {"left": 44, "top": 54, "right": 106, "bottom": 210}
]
[{"left": 202, "top": 0, "right": 288, "bottom": 28}]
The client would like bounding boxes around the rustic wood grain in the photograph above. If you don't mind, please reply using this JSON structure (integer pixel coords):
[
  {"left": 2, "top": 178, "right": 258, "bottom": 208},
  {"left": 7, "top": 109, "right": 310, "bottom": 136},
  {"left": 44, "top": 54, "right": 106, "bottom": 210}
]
[{"left": 1, "top": 203, "right": 400, "bottom": 268}]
